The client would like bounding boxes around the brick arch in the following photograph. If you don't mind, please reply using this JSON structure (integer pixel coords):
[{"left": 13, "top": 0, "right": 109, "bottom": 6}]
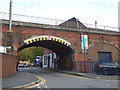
[
  {"left": 18, "top": 35, "right": 74, "bottom": 55},
  {"left": 88, "top": 41, "right": 119, "bottom": 50},
  {"left": 87, "top": 42, "right": 119, "bottom": 61},
  {"left": 17, "top": 35, "right": 75, "bottom": 70}
]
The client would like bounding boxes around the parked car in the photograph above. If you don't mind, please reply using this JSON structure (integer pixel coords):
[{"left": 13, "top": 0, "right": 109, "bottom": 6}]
[
  {"left": 26, "top": 63, "right": 34, "bottom": 67},
  {"left": 94, "top": 63, "right": 120, "bottom": 75},
  {"left": 18, "top": 63, "right": 26, "bottom": 68}
]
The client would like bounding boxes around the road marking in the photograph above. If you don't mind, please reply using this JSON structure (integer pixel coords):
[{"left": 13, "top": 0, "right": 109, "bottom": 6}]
[
  {"left": 42, "top": 83, "right": 48, "bottom": 88},
  {"left": 27, "top": 72, "right": 46, "bottom": 88},
  {"left": 96, "top": 77, "right": 100, "bottom": 79},
  {"left": 36, "top": 86, "right": 41, "bottom": 88},
  {"left": 13, "top": 72, "right": 47, "bottom": 88}
]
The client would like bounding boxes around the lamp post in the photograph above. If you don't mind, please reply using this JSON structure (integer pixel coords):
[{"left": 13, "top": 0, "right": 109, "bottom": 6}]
[
  {"left": 9, "top": 0, "right": 13, "bottom": 32},
  {"left": 76, "top": 18, "right": 86, "bottom": 73},
  {"left": 6, "top": 0, "right": 14, "bottom": 53},
  {"left": 95, "top": 21, "right": 97, "bottom": 29},
  {"left": 81, "top": 32, "right": 86, "bottom": 73}
]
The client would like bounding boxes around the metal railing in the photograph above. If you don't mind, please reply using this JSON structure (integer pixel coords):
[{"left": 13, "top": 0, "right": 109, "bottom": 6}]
[
  {"left": 74, "top": 61, "right": 119, "bottom": 73},
  {"left": 74, "top": 61, "right": 98, "bottom": 73},
  {"left": 0, "top": 12, "right": 118, "bottom": 32}
]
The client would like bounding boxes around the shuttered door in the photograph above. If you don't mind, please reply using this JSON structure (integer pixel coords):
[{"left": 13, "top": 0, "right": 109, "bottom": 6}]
[{"left": 98, "top": 52, "right": 112, "bottom": 63}]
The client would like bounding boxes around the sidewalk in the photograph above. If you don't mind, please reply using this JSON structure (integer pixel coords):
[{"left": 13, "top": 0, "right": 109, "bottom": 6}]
[
  {"left": 46, "top": 69, "right": 120, "bottom": 80},
  {"left": 2, "top": 70, "right": 38, "bottom": 88}
]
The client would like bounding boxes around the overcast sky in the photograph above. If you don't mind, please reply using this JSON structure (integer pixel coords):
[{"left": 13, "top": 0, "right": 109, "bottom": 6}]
[{"left": 0, "top": 0, "right": 119, "bottom": 30}]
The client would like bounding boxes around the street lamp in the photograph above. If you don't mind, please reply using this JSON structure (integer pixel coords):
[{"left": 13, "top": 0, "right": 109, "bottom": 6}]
[
  {"left": 76, "top": 18, "right": 86, "bottom": 72},
  {"left": 95, "top": 21, "right": 97, "bottom": 30},
  {"left": 9, "top": 0, "right": 13, "bottom": 32},
  {"left": 81, "top": 32, "right": 86, "bottom": 73}
]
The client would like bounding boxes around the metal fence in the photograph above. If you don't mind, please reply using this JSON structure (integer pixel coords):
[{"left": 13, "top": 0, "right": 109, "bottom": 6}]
[
  {"left": 74, "top": 61, "right": 98, "bottom": 73},
  {"left": 74, "top": 61, "right": 119, "bottom": 73},
  {"left": 0, "top": 12, "right": 118, "bottom": 32}
]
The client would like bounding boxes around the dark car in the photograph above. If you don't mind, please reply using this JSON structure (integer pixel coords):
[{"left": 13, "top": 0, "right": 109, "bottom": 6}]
[{"left": 94, "top": 63, "right": 120, "bottom": 75}]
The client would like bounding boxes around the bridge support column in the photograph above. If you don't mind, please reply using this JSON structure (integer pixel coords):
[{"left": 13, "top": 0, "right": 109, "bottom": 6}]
[
  {"left": 74, "top": 52, "right": 88, "bottom": 72},
  {"left": 75, "top": 52, "right": 88, "bottom": 61},
  {"left": 57, "top": 52, "right": 75, "bottom": 71}
]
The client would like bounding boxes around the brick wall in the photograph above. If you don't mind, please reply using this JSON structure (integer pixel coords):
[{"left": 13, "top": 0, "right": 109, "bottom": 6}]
[
  {"left": 1, "top": 53, "right": 17, "bottom": 78},
  {"left": 87, "top": 42, "right": 119, "bottom": 61},
  {"left": 75, "top": 52, "right": 87, "bottom": 62},
  {"left": 1, "top": 21, "right": 119, "bottom": 71},
  {"left": 2, "top": 24, "right": 119, "bottom": 52}
]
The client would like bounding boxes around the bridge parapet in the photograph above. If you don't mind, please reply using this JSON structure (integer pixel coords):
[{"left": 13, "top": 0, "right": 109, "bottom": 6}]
[{"left": 1, "top": 19, "right": 119, "bottom": 36}]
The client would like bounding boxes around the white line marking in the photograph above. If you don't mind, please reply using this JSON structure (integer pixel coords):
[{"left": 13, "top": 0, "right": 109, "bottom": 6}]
[
  {"left": 37, "top": 86, "right": 41, "bottom": 88},
  {"left": 42, "top": 83, "right": 48, "bottom": 88}
]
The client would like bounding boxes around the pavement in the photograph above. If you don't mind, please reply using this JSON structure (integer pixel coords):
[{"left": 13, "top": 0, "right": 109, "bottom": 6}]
[
  {"left": 2, "top": 67, "right": 120, "bottom": 89},
  {"left": 2, "top": 70, "right": 38, "bottom": 88},
  {"left": 46, "top": 68, "right": 120, "bottom": 80}
]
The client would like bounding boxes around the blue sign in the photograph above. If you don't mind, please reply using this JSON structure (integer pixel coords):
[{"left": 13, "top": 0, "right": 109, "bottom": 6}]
[{"left": 81, "top": 35, "right": 88, "bottom": 50}]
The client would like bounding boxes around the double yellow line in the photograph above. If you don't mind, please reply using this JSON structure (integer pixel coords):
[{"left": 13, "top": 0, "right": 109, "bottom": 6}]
[
  {"left": 27, "top": 73, "right": 46, "bottom": 88},
  {"left": 13, "top": 72, "right": 46, "bottom": 88}
]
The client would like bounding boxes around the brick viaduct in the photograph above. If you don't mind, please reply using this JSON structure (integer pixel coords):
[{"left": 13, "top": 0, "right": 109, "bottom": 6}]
[{"left": 1, "top": 17, "right": 120, "bottom": 71}]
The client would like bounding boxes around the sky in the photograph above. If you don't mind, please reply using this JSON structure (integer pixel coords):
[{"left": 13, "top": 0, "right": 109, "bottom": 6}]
[{"left": 0, "top": 0, "right": 119, "bottom": 31}]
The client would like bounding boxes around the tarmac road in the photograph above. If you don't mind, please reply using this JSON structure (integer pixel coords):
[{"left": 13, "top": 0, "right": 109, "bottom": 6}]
[{"left": 17, "top": 67, "right": 119, "bottom": 88}]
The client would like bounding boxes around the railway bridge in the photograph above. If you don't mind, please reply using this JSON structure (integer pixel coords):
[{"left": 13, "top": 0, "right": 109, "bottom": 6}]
[{"left": 1, "top": 17, "right": 119, "bottom": 71}]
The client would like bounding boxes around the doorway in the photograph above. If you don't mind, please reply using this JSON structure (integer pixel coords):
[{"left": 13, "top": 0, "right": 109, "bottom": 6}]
[{"left": 98, "top": 52, "right": 112, "bottom": 63}]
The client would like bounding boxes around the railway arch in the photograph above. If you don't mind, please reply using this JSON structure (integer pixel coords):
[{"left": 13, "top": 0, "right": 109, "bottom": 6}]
[
  {"left": 1, "top": 17, "right": 119, "bottom": 72},
  {"left": 18, "top": 35, "right": 75, "bottom": 70}
]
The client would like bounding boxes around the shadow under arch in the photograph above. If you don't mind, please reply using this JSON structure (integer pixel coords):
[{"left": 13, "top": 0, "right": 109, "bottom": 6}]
[{"left": 18, "top": 35, "right": 75, "bottom": 70}]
